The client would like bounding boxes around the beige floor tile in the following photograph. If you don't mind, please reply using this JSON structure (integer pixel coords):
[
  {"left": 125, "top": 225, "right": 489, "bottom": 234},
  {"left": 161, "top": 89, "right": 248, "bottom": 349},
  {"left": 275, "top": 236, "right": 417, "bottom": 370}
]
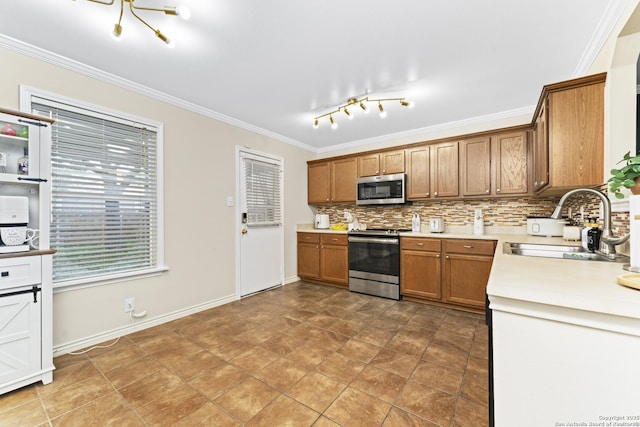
[
  {"left": 117, "top": 368, "right": 184, "bottom": 409},
  {"left": 102, "top": 355, "right": 164, "bottom": 389},
  {"left": 246, "top": 394, "right": 320, "bottom": 426},
  {"left": 382, "top": 407, "right": 439, "bottom": 426},
  {"left": 0, "top": 385, "right": 40, "bottom": 413},
  {"left": 41, "top": 375, "right": 114, "bottom": 419},
  {"left": 137, "top": 383, "right": 210, "bottom": 425},
  {"left": 0, "top": 399, "right": 48, "bottom": 427},
  {"left": 422, "top": 343, "right": 469, "bottom": 371},
  {"left": 172, "top": 402, "right": 241, "bottom": 426},
  {"left": 312, "top": 416, "right": 342, "bottom": 427},
  {"left": 396, "top": 380, "right": 457, "bottom": 426},
  {"left": 260, "top": 332, "right": 308, "bottom": 356},
  {"left": 38, "top": 360, "right": 101, "bottom": 396},
  {"left": 324, "top": 387, "right": 391, "bottom": 426},
  {"left": 230, "top": 346, "right": 281, "bottom": 373},
  {"left": 354, "top": 325, "right": 396, "bottom": 347},
  {"left": 315, "top": 352, "right": 366, "bottom": 383},
  {"left": 350, "top": 365, "right": 407, "bottom": 404},
  {"left": 461, "top": 372, "right": 488, "bottom": 405},
  {"left": 215, "top": 377, "right": 280, "bottom": 422},
  {"left": 288, "top": 371, "right": 345, "bottom": 413},
  {"left": 453, "top": 396, "right": 489, "bottom": 426},
  {"left": 411, "top": 361, "right": 464, "bottom": 395},
  {"left": 370, "top": 348, "right": 421, "bottom": 378},
  {"left": 384, "top": 329, "right": 433, "bottom": 355},
  {"left": 51, "top": 352, "right": 89, "bottom": 371},
  {"left": 87, "top": 339, "right": 148, "bottom": 373},
  {"left": 285, "top": 341, "right": 333, "bottom": 369},
  {"left": 188, "top": 362, "right": 249, "bottom": 400},
  {"left": 157, "top": 348, "right": 224, "bottom": 381},
  {"left": 431, "top": 330, "right": 474, "bottom": 353},
  {"left": 49, "top": 390, "right": 141, "bottom": 426},
  {"left": 465, "top": 354, "right": 488, "bottom": 377},
  {"left": 253, "top": 357, "right": 309, "bottom": 392},
  {"left": 337, "top": 338, "right": 381, "bottom": 363}
]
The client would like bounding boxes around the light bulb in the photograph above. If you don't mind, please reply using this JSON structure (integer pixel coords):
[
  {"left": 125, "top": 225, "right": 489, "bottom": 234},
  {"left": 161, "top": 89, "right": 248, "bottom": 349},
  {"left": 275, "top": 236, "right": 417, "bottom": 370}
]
[
  {"left": 176, "top": 4, "right": 191, "bottom": 20},
  {"left": 112, "top": 23, "right": 123, "bottom": 40},
  {"left": 378, "top": 103, "right": 387, "bottom": 118}
]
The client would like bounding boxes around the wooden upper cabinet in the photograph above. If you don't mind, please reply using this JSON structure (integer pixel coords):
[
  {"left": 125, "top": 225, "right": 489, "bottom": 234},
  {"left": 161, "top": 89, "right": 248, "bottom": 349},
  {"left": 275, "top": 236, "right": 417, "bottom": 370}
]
[
  {"left": 406, "top": 146, "right": 430, "bottom": 199},
  {"left": 492, "top": 131, "right": 529, "bottom": 196},
  {"left": 331, "top": 157, "right": 358, "bottom": 202},
  {"left": 430, "top": 141, "right": 459, "bottom": 198},
  {"left": 307, "top": 157, "right": 357, "bottom": 204},
  {"left": 308, "top": 161, "right": 331, "bottom": 204},
  {"left": 535, "top": 73, "right": 605, "bottom": 195},
  {"left": 358, "top": 150, "right": 405, "bottom": 177},
  {"left": 533, "top": 102, "right": 549, "bottom": 192},
  {"left": 460, "top": 137, "right": 491, "bottom": 197}
]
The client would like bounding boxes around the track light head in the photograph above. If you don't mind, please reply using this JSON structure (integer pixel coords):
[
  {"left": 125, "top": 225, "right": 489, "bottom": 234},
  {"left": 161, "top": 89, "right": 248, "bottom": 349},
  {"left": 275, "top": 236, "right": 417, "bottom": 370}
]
[
  {"left": 378, "top": 102, "right": 387, "bottom": 118},
  {"left": 112, "top": 23, "right": 123, "bottom": 39},
  {"left": 359, "top": 101, "right": 368, "bottom": 112},
  {"left": 330, "top": 115, "right": 337, "bottom": 129},
  {"left": 313, "top": 118, "right": 319, "bottom": 128},
  {"left": 344, "top": 107, "right": 353, "bottom": 119}
]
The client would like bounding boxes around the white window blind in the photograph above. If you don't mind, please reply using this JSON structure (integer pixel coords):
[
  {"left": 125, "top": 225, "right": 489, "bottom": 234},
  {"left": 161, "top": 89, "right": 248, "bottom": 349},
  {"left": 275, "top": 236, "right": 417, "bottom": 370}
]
[
  {"left": 241, "top": 155, "right": 282, "bottom": 226},
  {"left": 32, "top": 100, "right": 159, "bottom": 284}
]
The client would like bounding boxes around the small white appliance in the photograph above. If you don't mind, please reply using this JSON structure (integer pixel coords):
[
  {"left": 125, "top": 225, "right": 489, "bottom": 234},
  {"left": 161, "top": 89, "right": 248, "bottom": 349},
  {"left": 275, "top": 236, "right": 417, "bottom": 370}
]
[
  {"left": 526, "top": 217, "right": 567, "bottom": 237},
  {"left": 0, "top": 196, "right": 30, "bottom": 253},
  {"left": 473, "top": 208, "right": 484, "bottom": 235},
  {"left": 315, "top": 214, "right": 330, "bottom": 229},
  {"left": 429, "top": 217, "right": 444, "bottom": 233}
]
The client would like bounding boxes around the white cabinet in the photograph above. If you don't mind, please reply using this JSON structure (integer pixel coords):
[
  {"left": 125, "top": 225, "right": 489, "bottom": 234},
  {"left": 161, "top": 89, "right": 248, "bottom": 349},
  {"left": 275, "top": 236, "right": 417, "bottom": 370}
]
[
  {"left": 491, "top": 298, "right": 640, "bottom": 426},
  {"left": 0, "top": 108, "right": 54, "bottom": 395}
]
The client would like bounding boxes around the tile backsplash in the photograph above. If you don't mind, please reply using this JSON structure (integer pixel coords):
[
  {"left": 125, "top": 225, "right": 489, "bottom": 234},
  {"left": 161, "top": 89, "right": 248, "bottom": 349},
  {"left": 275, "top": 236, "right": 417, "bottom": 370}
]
[{"left": 316, "top": 188, "right": 630, "bottom": 236}]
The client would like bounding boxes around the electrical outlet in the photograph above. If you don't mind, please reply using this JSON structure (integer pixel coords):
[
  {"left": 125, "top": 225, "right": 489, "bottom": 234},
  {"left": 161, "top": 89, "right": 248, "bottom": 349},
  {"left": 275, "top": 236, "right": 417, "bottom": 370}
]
[{"left": 124, "top": 297, "right": 134, "bottom": 313}]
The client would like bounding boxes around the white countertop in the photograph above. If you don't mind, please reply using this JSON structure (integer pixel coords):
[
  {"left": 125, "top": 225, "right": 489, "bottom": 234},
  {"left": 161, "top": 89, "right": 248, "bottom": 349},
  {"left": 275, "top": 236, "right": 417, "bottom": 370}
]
[{"left": 297, "top": 223, "right": 640, "bottom": 324}]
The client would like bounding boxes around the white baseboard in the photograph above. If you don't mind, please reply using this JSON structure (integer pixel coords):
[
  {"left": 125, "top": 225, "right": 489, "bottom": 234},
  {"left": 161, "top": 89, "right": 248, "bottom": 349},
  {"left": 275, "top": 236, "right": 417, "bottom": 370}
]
[
  {"left": 52, "top": 293, "right": 238, "bottom": 357},
  {"left": 284, "top": 275, "right": 301, "bottom": 285}
]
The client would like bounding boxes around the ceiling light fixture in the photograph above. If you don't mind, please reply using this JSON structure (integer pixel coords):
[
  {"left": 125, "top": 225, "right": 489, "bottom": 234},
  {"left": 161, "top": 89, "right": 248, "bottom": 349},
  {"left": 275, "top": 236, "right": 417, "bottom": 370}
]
[
  {"left": 313, "top": 96, "right": 411, "bottom": 129},
  {"left": 81, "top": 0, "right": 190, "bottom": 47}
]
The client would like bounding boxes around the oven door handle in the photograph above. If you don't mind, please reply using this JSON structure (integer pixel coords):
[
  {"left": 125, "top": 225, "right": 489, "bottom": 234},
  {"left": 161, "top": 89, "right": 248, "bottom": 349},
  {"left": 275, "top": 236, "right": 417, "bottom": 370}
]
[{"left": 348, "top": 237, "right": 399, "bottom": 245}]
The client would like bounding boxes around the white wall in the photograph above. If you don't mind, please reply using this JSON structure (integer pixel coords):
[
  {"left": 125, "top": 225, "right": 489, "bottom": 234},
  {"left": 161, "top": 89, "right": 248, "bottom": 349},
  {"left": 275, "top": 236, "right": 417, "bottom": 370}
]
[{"left": 0, "top": 46, "right": 316, "bottom": 354}]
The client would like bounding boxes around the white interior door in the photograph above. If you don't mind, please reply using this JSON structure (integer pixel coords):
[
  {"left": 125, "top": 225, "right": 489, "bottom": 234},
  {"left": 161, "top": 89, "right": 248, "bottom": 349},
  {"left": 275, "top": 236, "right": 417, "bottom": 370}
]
[{"left": 237, "top": 148, "right": 284, "bottom": 297}]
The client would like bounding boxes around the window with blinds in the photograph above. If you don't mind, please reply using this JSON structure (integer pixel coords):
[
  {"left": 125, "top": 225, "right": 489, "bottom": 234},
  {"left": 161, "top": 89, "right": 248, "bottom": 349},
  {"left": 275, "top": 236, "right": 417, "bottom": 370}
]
[
  {"left": 241, "top": 154, "right": 282, "bottom": 227},
  {"left": 31, "top": 99, "right": 160, "bottom": 285}
]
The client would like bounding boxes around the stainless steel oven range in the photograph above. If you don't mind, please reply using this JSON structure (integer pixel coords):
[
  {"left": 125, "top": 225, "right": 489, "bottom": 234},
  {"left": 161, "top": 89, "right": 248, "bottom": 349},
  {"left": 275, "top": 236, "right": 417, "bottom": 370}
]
[{"left": 348, "top": 229, "right": 407, "bottom": 300}]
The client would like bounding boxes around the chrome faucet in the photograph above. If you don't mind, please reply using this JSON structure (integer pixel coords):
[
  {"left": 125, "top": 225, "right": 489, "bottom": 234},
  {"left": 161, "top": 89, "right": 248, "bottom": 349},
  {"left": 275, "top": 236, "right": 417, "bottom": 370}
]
[{"left": 550, "top": 188, "right": 629, "bottom": 257}]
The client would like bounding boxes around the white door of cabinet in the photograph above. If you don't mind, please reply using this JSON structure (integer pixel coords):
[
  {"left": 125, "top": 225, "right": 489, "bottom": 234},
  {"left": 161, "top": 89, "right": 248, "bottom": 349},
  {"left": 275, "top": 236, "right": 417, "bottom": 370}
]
[{"left": 0, "top": 291, "right": 41, "bottom": 386}]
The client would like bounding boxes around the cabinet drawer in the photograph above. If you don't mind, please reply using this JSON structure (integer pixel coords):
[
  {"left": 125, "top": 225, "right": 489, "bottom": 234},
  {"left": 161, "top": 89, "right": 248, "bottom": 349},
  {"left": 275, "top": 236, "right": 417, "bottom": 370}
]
[
  {"left": 444, "top": 239, "right": 496, "bottom": 256},
  {"left": 321, "top": 234, "right": 348, "bottom": 246},
  {"left": 401, "top": 237, "right": 441, "bottom": 252},
  {"left": 0, "top": 256, "right": 41, "bottom": 291},
  {"left": 298, "top": 233, "right": 320, "bottom": 244}
]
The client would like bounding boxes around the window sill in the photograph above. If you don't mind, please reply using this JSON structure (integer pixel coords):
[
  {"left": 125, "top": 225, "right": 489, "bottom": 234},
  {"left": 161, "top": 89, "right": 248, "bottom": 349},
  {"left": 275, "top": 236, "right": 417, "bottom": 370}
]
[{"left": 52, "top": 266, "right": 170, "bottom": 293}]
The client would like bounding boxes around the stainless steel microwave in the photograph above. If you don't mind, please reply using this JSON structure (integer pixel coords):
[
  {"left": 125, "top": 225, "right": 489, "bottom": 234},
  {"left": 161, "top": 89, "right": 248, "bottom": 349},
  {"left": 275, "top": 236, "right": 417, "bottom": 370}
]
[{"left": 356, "top": 173, "right": 406, "bottom": 205}]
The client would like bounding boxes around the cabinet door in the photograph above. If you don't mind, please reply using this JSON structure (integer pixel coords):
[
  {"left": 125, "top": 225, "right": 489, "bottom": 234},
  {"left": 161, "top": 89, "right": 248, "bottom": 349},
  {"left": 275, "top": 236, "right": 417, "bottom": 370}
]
[
  {"left": 308, "top": 162, "right": 330, "bottom": 204},
  {"left": 533, "top": 102, "right": 549, "bottom": 192},
  {"left": 492, "top": 131, "right": 529, "bottom": 196},
  {"left": 320, "top": 244, "right": 348, "bottom": 285},
  {"left": 381, "top": 150, "right": 405, "bottom": 174},
  {"left": 297, "top": 242, "right": 320, "bottom": 279},
  {"left": 0, "top": 112, "right": 43, "bottom": 183},
  {"left": 0, "top": 292, "right": 41, "bottom": 386},
  {"left": 443, "top": 253, "right": 492, "bottom": 308},
  {"left": 547, "top": 82, "right": 604, "bottom": 189},
  {"left": 430, "top": 142, "right": 459, "bottom": 198},
  {"left": 358, "top": 154, "right": 380, "bottom": 177},
  {"left": 406, "top": 146, "right": 430, "bottom": 200},
  {"left": 400, "top": 250, "right": 441, "bottom": 299},
  {"left": 460, "top": 137, "right": 491, "bottom": 197},
  {"left": 331, "top": 157, "right": 358, "bottom": 202}
]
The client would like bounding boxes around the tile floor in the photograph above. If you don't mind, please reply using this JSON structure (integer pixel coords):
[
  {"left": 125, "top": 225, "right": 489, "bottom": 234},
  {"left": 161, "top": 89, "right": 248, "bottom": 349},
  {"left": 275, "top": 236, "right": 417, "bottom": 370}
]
[{"left": 0, "top": 281, "right": 489, "bottom": 426}]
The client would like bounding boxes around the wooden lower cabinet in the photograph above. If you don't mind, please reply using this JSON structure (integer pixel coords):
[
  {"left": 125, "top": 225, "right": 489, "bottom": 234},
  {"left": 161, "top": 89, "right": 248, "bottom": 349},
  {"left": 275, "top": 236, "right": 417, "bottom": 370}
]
[
  {"left": 297, "top": 232, "right": 348, "bottom": 287},
  {"left": 400, "top": 237, "right": 496, "bottom": 311},
  {"left": 400, "top": 237, "right": 442, "bottom": 299},
  {"left": 442, "top": 239, "right": 496, "bottom": 308}
]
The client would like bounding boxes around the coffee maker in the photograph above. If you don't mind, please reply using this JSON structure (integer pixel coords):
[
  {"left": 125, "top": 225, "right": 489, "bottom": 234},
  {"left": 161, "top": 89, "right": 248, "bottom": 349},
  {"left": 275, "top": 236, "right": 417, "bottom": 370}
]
[{"left": 0, "top": 196, "right": 30, "bottom": 253}]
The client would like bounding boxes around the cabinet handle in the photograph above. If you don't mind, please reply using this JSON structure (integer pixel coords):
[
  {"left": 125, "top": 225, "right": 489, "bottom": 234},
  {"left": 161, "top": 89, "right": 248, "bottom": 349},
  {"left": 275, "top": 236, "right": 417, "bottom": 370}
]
[
  {"left": 445, "top": 255, "right": 450, "bottom": 259},
  {"left": 485, "top": 189, "right": 490, "bottom": 193},
  {"left": 331, "top": 238, "right": 338, "bottom": 241},
  {"left": 426, "top": 192, "right": 430, "bottom": 196},
  {"left": 534, "top": 181, "right": 538, "bottom": 186},
  {"left": 434, "top": 192, "right": 438, "bottom": 196},
  {"left": 436, "top": 254, "right": 441, "bottom": 258},
  {"left": 463, "top": 245, "right": 473, "bottom": 249},
  {"left": 496, "top": 188, "right": 501, "bottom": 193},
  {"left": 382, "top": 170, "right": 386, "bottom": 174},
  {"left": 1, "top": 271, "right": 8, "bottom": 277},
  {"left": 17, "top": 177, "right": 48, "bottom": 183},
  {"left": 376, "top": 170, "right": 379, "bottom": 174},
  {"left": 416, "top": 242, "right": 424, "bottom": 246}
]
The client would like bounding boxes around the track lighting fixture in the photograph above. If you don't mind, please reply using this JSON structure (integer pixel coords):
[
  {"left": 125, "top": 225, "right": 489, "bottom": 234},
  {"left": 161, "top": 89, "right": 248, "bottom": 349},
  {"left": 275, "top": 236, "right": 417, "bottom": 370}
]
[
  {"left": 81, "top": 0, "right": 190, "bottom": 46},
  {"left": 313, "top": 96, "right": 411, "bottom": 129}
]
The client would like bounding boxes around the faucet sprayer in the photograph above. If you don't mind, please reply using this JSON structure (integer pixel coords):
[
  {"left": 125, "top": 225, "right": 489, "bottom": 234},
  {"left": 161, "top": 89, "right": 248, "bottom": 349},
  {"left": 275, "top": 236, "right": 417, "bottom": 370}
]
[{"left": 550, "top": 188, "right": 629, "bottom": 257}]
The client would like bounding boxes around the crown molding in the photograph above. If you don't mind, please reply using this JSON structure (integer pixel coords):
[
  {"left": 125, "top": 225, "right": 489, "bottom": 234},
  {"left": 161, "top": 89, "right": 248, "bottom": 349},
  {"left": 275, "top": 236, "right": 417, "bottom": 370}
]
[{"left": 0, "top": 34, "right": 316, "bottom": 153}]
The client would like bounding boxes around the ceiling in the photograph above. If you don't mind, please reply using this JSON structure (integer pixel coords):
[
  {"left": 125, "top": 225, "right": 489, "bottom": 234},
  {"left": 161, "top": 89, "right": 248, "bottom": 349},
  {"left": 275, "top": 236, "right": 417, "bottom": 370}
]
[{"left": 0, "top": 1, "right": 628, "bottom": 152}]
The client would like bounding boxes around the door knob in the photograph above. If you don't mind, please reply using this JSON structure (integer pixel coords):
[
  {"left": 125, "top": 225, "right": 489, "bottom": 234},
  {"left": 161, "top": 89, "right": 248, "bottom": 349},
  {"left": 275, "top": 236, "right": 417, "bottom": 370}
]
[{"left": 241, "top": 229, "right": 248, "bottom": 234}]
